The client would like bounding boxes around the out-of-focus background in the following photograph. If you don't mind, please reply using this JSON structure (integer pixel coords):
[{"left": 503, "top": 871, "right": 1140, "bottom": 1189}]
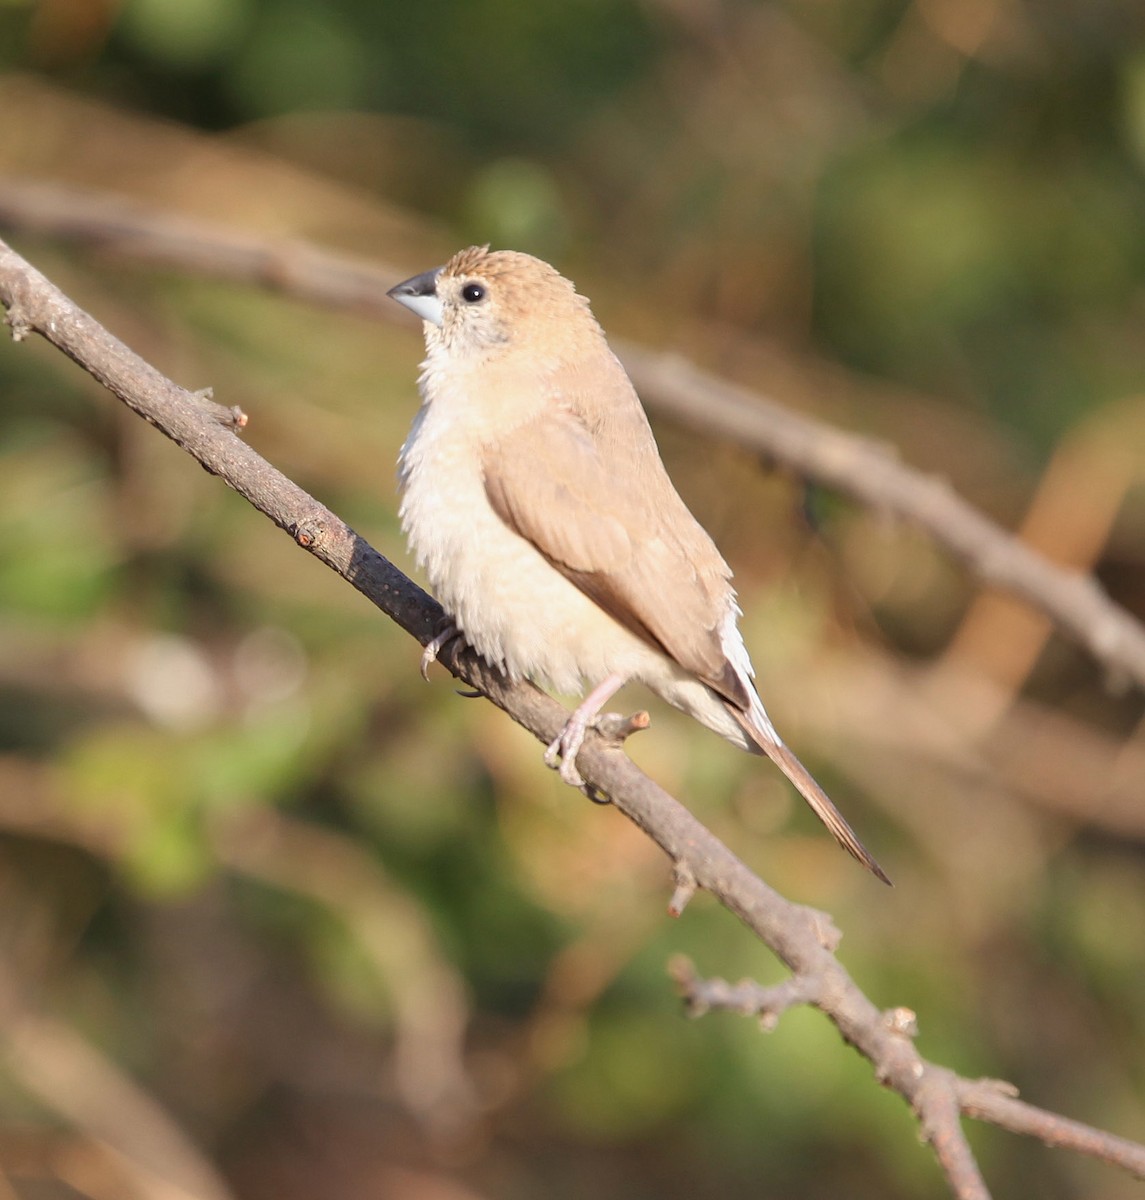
[{"left": 1, "top": 1, "right": 1144, "bottom": 1197}]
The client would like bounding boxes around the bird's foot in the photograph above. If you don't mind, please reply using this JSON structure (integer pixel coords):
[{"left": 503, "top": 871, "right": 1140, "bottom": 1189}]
[
  {"left": 545, "top": 709, "right": 650, "bottom": 786},
  {"left": 421, "top": 619, "right": 463, "bottom": 681},
  {"left": 543, "top": 673, "right": 629, "bottom": 789},
  {"left": 544, "top": 719, "right": 588, "bottom": 787},
  {"left": 545, "top": 710, "right": 647, "bottom": 790}
]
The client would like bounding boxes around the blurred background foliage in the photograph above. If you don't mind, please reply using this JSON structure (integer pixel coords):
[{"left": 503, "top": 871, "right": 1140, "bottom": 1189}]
[{"left": 0, "top": 0, "right": 1144, "bottom": 1197}]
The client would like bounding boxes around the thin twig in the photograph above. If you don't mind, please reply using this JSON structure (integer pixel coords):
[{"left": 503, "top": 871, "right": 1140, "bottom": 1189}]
[
  {"left": 0, "top": 180, "right": 1143, "bottom": 692},
  {"left": 956, "top": 1077, "right": 1145, "bottom": 1177},
  {"left": 668, "top": 956, "right": 815, "bottom": 1027},
  {"left": 3, "top": 233, "right": 1144, "bottom": 1199},
  {"left": 674, "top": 962, "right": 1145, "bottom": 1196}
]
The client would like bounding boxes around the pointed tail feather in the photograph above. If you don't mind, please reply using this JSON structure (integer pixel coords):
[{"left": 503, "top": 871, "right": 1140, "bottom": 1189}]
[{"left": 728, "top": 703, "right": 891, "bottom": 886}]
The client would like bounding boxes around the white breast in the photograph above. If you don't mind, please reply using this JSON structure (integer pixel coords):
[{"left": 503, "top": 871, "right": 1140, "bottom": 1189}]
[{"left": 398, "top": 384, "right": 658, "bottom": 697}]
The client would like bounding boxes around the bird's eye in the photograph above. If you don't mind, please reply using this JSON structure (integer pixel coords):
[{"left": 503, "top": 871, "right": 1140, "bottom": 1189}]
[{"left": 461, "top": 282, "right": 486, "bottom": 304}]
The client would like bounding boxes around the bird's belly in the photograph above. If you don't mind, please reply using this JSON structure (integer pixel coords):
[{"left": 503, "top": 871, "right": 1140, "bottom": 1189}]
[{"left": 399, "top": 428, "right": 656, "bottom": 696}]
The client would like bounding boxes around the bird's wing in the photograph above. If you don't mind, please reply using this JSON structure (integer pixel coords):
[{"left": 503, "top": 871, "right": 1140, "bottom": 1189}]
[{"left": 482, "top": 385, "right": 752, "bottom": 710}]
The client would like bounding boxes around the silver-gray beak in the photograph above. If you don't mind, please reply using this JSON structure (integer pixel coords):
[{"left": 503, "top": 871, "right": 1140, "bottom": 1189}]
[{"left": 387, "top": 267, "right": 444, "bottom": 327}]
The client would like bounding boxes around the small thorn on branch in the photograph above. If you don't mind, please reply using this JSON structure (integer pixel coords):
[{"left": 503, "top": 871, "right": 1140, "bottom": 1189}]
[
  {"left": 189, "top": 386, "right": 248, "bottom": 432},
  {"left": 668, "top": 861, "right": 697, "bottom": 916},
  {"left": 594, "top": 709, "right": 651, "bottom": 745}
]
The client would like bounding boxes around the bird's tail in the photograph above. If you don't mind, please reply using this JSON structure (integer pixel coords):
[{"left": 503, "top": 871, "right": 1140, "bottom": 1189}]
[{"left": 728, "top": 696, "right": 890, "bottom": 885}]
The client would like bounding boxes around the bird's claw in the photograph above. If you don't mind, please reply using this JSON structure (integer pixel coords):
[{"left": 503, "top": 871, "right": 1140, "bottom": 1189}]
[
  {"left": 421, "top": 620, "right": 461, "bottom": 681},
  {"left": 542, "top": 729, "right": 585, "bottom": 787},
  {"left": 545, "top": 725, "right": 587, "bottom": 787}
]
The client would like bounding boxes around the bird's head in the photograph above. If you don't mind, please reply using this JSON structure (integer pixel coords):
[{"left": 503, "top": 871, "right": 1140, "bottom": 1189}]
[{"left": 388, "top": 246, "right": 597, "bottom": 361}]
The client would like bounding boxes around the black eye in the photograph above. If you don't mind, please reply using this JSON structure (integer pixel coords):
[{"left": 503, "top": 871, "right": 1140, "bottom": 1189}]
[{"left": 461, "top": 282, "right": 486, "bottom": 304}]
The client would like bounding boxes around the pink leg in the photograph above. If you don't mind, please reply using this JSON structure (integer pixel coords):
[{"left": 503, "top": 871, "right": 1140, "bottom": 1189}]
[{"left": 544, "top": 672, "right": 628, "bottom": 787}]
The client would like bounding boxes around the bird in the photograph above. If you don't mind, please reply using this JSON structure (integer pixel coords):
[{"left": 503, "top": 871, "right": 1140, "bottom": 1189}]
[{"left": 387, "top": 246, "right": 888, "bottom": 884}]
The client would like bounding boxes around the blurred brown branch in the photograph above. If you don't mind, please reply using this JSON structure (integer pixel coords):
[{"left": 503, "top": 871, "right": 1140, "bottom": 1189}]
[
  {"left": 620, "top": 346, "right": 1145, "bottom": 693},
  {"left": 0, "top": 753, "right": 476, "bottom": 1141},
  {"left": 0, "top": 180, "right": 1143, "bottom": 694},
  {"left": 0, "top": 952, "right": 236, "bottom": 1200},
  {"left": 5, "top": 1012, "right": 236, "bottom": 1200},
  {"left": 2, "top": 230, "right": 1144, "bottom": 1200}
]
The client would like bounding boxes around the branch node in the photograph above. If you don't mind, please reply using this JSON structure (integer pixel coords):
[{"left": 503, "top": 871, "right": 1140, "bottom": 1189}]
[
  {"left": 668, "top": 861, "right": 697, "bottom": 917},
  {"left": 594, "top": 709, "right": 651, "bottom": 745},
  {"left": 758, "top": 1009, "right": 782, "bottom": 1032},
  {"left": 883, "top": 1005, "right": 920, "bottom": 1039},
  {"left": 291, "top": 519, "right": 325, "bottom": 549},
  {"left": 190, "top": 386, "right": 248, "bottom": 432},
  {"left": 809, "top": 909, "right": 843, "bottom": 952},
  {"left": 4, "top": 305, "right": 31, "bottom": 341}
]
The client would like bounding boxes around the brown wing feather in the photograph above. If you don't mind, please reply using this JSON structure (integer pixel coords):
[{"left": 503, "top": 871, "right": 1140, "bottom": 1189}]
[{"left": 481, "top": 363, "right": 749, "bottom": 710}]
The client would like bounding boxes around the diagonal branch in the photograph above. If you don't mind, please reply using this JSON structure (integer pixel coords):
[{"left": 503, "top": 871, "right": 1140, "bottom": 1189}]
[
  {"left": 673, "top": 961, "right": 1145, "bottom": 1191},
  {"left": 3, "top": 233, "right": 1144, "bottom": 1200},
  {"left": 0, "top": 180, "right": 1143, "bottom": 691}
]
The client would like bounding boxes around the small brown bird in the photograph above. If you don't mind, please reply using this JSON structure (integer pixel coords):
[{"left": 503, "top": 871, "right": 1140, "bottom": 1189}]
[{"left": 388, "top": 247, "right": 887, "bottom": 883}]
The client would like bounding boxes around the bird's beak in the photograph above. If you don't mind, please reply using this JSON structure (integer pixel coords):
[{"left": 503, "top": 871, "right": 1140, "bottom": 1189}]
[{"left": 387, "top": 267, "right": 444, "bottom": 327}]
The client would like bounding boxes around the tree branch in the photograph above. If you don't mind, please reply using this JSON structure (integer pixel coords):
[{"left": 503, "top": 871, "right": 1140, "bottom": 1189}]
[
  {"left": 0, "top": 180, "right": 1143, "bottom": 691},
  {"left": 2, "top": 232, "right": 1143, "bottom": 1199},
  {"left": 673, "top": 960, "right": 1145, "bottom": 1191}
]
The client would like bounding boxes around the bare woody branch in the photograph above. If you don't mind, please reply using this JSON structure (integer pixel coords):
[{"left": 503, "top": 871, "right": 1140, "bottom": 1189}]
[
  {"left": 3, "top": 233, "right": 1144, "bottom": 1200},
  {"left": 0, "top": 180, "right": 1142, "bottom": 691},
  {"left": 673, "top": 959, "right": 1145, "bottom": 1187}
]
